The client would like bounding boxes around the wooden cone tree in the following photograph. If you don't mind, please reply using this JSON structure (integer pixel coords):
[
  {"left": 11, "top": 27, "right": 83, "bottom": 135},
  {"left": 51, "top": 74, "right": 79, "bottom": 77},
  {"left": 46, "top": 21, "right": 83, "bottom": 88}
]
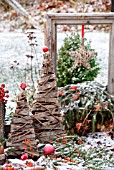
[
  {"left": 7, "top": 84, "right": 37, "bottom": 156},
  {"left": 32, "top": 51, "right": 64, "bottom": 143}
]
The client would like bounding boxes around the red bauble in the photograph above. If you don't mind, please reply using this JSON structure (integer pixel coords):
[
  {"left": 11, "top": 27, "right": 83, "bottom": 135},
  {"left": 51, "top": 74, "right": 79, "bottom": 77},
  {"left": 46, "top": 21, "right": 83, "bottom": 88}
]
[
  {"left": 21, "top": 153, "right": 28, "bottom": 160},
  {"left": 20, "top": 83, "right": 26, "bottom": 90},
  {"left": 43, "top": 144, "right": 55, "bottom": 155},
  {"left": 42, "top": 46, "right": 48, "bottom": 52}
]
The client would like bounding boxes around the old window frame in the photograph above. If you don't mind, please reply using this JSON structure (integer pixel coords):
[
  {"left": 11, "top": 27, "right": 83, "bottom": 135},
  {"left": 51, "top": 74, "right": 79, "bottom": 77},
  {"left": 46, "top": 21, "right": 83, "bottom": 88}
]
[{"left": 45, "top": 13, "right": 114, "bottom": 94}]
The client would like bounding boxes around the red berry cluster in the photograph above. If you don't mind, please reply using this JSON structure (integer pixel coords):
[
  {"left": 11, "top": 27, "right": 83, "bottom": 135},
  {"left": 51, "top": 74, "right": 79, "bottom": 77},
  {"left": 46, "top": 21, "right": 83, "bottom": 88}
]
[{"left": 0, "top": 84, "right": 9, "bottom": 104}]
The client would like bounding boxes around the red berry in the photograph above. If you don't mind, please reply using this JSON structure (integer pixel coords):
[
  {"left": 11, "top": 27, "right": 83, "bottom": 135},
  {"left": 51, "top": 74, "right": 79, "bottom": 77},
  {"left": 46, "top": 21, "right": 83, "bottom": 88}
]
[
  {"left": 5, "top": 90, "right": 9, "bottom": 93},
  {"left": 4, "top": 100, "right": 7, "bottom": 104},
  {"left": 5, "top": 95, "right": 9, "bottom": 98},
  {"left": 1, "top": 84, "right": 5, "bottom": 88},
  {"left": 20, "top": 83, "right": 26, "bottom": 90},
  {"left": 42, "top": 46, "right": 48, "bottom": 52}
]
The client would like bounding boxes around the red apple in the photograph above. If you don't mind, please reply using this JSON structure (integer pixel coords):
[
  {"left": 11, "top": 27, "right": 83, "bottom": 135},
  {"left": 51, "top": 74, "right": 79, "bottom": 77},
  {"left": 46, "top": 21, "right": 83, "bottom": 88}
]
[
  {"left": 42, "top": 46, "right": 48, "bottom": 52},
  {"left": 43, "top": 144, "right": 55, "bottom": 155}
]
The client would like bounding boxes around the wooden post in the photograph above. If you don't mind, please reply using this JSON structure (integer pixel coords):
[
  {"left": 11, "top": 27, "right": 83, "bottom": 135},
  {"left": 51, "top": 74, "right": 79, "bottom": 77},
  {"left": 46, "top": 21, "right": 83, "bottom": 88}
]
[
  {"left": 44, "top": 21, "right": 47, "bottom": 46},
  {"left": 111, "top": 0, "right": 114, "bottom": 12},
  {"left": 108, "top": 21, "right": 114, "bottom": 94},
  {"left": 52, "top": 20, "right": 57, "bottom": 74},
  {"left": 0, "top": 102, "right": 5, "bottom": 139},
  {"left": 46, "top": 15, "right": 52, "bottom": 57}
]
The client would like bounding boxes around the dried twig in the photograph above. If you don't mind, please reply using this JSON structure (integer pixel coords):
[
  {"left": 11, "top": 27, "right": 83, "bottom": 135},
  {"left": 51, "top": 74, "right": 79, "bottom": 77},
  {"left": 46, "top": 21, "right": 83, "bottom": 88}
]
[
  {"left": 13, "top": 122, "right": 30, "bottom": 132},
  {"left": 45, "top": 85, "right": 56, "bottom": 96},
  {"left": 32, "top": 114, "right": 45, "bottom": 126}
]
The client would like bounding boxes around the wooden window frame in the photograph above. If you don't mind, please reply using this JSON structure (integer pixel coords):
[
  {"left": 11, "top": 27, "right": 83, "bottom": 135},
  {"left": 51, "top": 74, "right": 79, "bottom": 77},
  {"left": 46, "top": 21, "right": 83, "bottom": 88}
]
[{"left": 45, "top": 13, "right": 114, "bottom": 94}]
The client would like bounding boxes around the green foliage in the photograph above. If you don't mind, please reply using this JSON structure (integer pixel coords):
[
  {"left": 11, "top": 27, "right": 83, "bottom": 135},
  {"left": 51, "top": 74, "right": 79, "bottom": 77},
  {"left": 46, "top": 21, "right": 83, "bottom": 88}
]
[
  {"left": 0, "top": 137, "right": 7, "bottom": 146},
  {"left": 52, "top": 135, "right": 114, "bottom": 169},
  {"left": 57, "top": 33, "right": 100, "bottom": 87},
  {"left": 58, "top": 82, "right": 114, "bottom": 135}
]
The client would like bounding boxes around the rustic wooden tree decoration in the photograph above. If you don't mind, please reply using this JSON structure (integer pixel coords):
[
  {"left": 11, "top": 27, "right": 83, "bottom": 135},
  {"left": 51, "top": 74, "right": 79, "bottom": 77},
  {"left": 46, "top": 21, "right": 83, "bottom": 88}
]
[
  {"left": 69, "top": 44, "right": 96, "bottom": 70},
  {"left": 32, "top": 52, "right": 64, "bottom": 143},
  {"left": 7, "top": 89, "right": 37, "bottom": 156}
]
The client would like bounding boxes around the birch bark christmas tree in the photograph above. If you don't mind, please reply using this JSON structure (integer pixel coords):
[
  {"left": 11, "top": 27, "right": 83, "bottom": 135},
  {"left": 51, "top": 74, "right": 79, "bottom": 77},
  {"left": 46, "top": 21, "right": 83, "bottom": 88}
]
[
  {"left": 32, "top": 49, "right": 64, "bottom": 143},
  {"left": 7, "top": 84, "right": 37, "bottom": 156}
]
